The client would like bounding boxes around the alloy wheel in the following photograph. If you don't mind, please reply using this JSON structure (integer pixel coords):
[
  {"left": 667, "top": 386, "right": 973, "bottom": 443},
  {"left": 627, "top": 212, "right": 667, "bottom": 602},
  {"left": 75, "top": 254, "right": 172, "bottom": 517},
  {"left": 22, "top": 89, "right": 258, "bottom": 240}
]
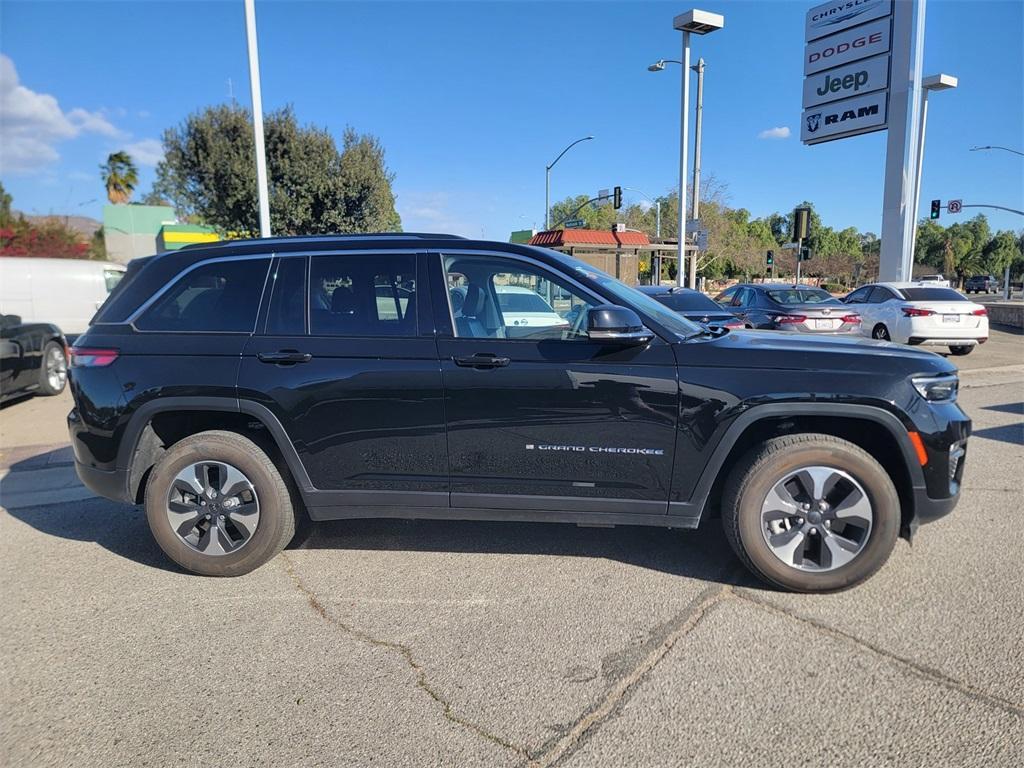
[
  {"left": 46, "top": 345, "right": 67, "bottom": 391},
  {"left": 166, "top": 461, "right": 260, "bottom": 555},
  {"left": 760, "top": 466, "right": 873, "bottom": 572}
]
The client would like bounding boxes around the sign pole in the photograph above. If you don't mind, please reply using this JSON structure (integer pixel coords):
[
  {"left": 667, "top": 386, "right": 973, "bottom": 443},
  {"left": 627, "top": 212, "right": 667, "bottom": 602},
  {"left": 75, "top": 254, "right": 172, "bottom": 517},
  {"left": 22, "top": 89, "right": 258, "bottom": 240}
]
[
  {"left": 879, "top": 0, "right": 926, "bottom": 281},
  {"left": 796, "top": 236, "right": 802, "bottom": 285}
]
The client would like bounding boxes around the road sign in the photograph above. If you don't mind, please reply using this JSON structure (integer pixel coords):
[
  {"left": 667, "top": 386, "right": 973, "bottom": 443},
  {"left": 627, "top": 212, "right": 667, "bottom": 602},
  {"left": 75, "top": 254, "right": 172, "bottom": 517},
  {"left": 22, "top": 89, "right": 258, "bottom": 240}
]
[
  {"left": 564, "top": 218, "right": 586, "bottom": 229},
  {"left": 695, "top": 230, "right": 709, "bottom": 252},
  {"left": 801, "top": 1, "right": 893, "bottom": 146},
  {"left": 947, "top": 199, "right": 963, "bottom": 214},
  {"left": 685, "top": 218, "right": 702, "bottom": 234}
]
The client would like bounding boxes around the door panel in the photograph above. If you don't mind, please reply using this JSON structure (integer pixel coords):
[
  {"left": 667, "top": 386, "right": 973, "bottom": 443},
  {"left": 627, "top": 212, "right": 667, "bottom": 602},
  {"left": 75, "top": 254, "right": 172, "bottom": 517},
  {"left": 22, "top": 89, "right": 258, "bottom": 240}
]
[
  {"left": 432, "top": 251, "right": 678, "bottom": 514},
  {"left": 238, "top": 253, "right": 447, "bottom": 504}
]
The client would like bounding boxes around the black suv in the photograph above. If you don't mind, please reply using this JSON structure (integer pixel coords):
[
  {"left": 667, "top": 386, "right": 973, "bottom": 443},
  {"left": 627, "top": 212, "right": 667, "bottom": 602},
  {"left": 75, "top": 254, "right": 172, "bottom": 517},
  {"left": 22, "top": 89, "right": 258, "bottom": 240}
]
[{"left": 69, "top": 235, "right": 969, "bottom": 591}]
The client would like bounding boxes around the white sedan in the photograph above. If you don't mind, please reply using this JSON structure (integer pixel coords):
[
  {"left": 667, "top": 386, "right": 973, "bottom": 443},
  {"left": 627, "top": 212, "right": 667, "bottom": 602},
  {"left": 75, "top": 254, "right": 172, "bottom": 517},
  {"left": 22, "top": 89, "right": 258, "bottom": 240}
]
[
  {"left": 842, "top": 282, "right": 989, "bottom": 356},
  {"left": 494, "top": 285, "right": 569, "bottom": 329}
]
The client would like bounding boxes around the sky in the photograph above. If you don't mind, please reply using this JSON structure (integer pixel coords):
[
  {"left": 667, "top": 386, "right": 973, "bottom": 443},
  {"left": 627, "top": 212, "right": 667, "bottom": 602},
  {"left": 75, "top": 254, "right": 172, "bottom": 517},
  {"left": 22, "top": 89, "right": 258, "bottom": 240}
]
[{"left": 1, "top": 0, "right": 1022, "bottom": 240}]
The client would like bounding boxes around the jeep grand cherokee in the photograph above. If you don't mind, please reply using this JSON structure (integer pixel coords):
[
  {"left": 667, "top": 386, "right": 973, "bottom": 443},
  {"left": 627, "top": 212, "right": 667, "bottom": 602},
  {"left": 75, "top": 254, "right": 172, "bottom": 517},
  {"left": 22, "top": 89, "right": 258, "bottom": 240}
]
[{"left": 68, "top": 234, "right": 969, "bottom": 592}]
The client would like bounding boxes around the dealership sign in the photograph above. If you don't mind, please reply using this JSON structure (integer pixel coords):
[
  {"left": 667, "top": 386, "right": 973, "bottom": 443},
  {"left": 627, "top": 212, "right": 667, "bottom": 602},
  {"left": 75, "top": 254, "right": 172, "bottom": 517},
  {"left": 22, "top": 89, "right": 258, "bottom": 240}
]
[
  {"left": 802, "top": 53, "right": 889, "bottom": 108},
  {"left": 802, "top": 0, "right": 893, "bottom": 145},
  {"left": 805, "top": 0, "right": 893, "bottom": 41}
]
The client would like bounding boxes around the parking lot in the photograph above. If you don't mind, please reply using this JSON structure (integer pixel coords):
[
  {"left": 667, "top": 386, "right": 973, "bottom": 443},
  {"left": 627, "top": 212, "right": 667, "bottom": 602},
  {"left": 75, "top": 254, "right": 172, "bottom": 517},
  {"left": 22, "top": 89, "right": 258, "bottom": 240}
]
[{"left": 2, "top": 330, "right": 1022, "bottom": 767}]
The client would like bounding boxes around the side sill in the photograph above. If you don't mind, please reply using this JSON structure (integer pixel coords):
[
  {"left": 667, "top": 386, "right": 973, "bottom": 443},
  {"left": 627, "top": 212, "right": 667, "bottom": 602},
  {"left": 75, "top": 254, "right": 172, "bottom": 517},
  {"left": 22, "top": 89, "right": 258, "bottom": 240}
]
[{"left": 306, "top": 504, "right": 700, "bottom": 529}]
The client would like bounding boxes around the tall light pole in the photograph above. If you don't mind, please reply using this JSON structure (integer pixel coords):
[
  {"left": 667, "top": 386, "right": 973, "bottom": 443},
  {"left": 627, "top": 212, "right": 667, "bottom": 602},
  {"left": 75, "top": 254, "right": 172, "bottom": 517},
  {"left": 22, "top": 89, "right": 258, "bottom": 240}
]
[
  {"left": 545, "top": 135, "right": 594, "bottom": 230},
  {"left": 653, "top": 10, "right": 723, "bottom": 288},
  {"left": 908, "top": 73, "right": 957, "bottom": 277},
  {"left": 624, "top": 187, "right": 661, "bottom": 237},
  {"left": 688, "top": 57, "right": 706, "bottom": 290},
  {"left": 244, "top": 0, "right": 271, "bottom": 238}
]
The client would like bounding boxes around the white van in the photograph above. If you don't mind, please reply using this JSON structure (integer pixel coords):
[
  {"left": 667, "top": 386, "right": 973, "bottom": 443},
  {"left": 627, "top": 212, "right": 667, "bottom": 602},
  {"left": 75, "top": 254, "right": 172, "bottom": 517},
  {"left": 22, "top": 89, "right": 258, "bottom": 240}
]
[{"left": 0, "top": 257, "right": 126, "bottom": 336}]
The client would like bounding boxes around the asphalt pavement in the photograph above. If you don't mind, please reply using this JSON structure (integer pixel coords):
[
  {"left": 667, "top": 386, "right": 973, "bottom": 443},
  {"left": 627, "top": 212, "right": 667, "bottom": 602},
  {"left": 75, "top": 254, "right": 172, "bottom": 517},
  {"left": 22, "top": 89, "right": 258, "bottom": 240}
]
[{"left": 1, "top": 335, "right": 1022, "bottom": 767}]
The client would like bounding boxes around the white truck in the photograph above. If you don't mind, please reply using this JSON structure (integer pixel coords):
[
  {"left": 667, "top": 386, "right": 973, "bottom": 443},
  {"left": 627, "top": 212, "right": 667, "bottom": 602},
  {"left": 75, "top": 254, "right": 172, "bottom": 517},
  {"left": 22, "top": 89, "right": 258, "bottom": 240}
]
[{"left": 0, "top": 257, "right": 126, "bottom": 336}]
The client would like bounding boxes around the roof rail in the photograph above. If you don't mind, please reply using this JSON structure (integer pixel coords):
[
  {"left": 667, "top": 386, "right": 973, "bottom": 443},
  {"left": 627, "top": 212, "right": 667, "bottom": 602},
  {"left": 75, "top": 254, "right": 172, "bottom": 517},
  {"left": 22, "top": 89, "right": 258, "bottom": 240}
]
[{"left": 178, "top": 232, "right": 466, "bottom": 251}]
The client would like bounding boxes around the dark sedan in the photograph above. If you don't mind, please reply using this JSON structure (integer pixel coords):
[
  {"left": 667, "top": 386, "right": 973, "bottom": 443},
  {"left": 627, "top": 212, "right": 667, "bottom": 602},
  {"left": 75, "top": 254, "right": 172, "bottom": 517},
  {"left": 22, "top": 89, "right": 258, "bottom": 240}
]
[
  {"left": 0, "top": 314, "right": 67, "bottom": 403},
  {"left": 637, "top": 286, "right": 743, "bottom": 330},
  {"left": 713, "top": 283, "right": 862, "bottom": 335}
]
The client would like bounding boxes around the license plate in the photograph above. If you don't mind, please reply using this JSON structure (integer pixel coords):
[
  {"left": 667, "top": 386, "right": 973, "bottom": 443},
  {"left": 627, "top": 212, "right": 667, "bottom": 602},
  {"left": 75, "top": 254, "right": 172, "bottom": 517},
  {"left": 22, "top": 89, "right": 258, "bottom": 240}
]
[
  {"left": 813, "top": 319, "right": 838, "bottom": 329},
  {"left": 942, "top": 314, "right": 959, "bottom": 323}
]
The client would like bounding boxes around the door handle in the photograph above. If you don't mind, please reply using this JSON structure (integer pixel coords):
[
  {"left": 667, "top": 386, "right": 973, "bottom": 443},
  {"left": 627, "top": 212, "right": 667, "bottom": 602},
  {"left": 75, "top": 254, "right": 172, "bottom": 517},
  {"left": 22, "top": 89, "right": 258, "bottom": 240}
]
[
  {"left": 258, "top": 351, "right": 312, "bottom": 364},
  {"left": 453, "top": 353, "right": 510, "bottom": 369}
]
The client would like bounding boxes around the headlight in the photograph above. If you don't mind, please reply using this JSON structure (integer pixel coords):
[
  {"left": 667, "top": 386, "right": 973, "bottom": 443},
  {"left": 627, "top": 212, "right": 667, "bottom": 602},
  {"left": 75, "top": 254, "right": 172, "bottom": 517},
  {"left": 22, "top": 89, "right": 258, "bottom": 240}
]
[{"left": 912, "top": 374, "right": 958, "bottom": 402}]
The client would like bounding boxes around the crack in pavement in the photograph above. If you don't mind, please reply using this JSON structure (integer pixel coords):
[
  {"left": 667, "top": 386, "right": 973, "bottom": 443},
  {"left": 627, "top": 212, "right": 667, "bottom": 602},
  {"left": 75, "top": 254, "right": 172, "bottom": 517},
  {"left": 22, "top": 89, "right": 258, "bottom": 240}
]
[
  {"left": 524, "top": 584, "right": 733, "bottom": 768},
  {"left": 735, "top": 589, "right": 1024, "bottom": 719},
  {"left": 279, "top": 553, "right": 531, "bottom": 759}
]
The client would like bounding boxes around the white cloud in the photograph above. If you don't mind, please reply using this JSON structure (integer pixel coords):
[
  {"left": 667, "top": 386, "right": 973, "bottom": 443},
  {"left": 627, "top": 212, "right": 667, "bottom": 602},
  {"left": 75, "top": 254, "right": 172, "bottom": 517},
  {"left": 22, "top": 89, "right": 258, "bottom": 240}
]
[
  {"left": 758, "top": 126, "right": 791, "bottom": 140},
  {"left": 0, "top": 54, "right": 125, "bottom": 174},
  {"left": 123, "top": 138, "right": 164, "bottom": 167},
  {"left": 67, "top": 107, "right": 122, "bottom": 138}
]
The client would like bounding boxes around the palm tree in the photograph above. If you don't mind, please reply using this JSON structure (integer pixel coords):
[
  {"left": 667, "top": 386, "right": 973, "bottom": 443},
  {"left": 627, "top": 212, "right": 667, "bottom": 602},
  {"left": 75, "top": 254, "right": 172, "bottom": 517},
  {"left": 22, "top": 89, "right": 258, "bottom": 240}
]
[{"left": 100, "top": 151, "right": 138, "bottom": 204}]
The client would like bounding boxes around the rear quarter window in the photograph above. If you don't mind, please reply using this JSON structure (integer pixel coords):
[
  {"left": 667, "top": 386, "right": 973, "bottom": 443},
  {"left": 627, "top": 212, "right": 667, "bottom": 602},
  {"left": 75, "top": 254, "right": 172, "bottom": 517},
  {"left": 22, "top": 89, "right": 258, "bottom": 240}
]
[{"left": 135, "top": 258, "right": 271, "bottom": 332}]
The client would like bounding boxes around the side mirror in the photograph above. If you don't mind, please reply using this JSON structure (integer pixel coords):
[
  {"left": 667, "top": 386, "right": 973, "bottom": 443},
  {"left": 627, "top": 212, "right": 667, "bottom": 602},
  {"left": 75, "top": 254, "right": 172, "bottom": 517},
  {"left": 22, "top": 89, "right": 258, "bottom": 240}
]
[{"left": 587, "top": 305, "right": 654, "bottom": 346}]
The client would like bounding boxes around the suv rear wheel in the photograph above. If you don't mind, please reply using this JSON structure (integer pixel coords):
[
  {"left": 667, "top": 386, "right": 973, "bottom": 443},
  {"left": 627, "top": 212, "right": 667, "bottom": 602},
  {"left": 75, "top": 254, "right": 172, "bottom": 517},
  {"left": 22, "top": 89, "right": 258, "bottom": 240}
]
[
  {"left": 722, "top": 433, "right": 900, "bottom": 592},
  {"left": 144, "top": 430, "right": 297, "bottom": 576}
]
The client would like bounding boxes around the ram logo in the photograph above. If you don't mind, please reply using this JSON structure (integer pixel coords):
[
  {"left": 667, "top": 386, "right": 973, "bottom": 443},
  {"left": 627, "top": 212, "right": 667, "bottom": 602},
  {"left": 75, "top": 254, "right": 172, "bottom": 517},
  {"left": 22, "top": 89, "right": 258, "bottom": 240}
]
[{"left": 806, "top": 113, "right": 822, "bottom": 133}]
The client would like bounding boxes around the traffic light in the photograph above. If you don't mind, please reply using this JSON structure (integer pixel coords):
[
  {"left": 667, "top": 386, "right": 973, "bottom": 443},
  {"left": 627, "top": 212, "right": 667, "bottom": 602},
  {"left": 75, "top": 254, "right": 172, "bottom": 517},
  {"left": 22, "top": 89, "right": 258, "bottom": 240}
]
[
  {"left": 794, "top": 207, "right": 811, "bottom": 240},
  {"left": 930, "top": 199, "right": 941, "bottom": 219},
  {"left": 766, "top": 250, "right": 774, "bottom": 267},
  {"left": 613, "top": 186, "right": 623, "bottom": 210}
]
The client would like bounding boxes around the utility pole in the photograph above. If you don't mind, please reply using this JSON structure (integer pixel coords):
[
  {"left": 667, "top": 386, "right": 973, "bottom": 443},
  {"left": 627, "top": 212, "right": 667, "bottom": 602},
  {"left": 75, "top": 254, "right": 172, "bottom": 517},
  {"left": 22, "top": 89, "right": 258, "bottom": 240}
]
[
  {"left": 244, "top": 0, "right": 271, "bottom": 238},
  {"left": 688, "top": 57, "right": 705, "bottom": 290}
]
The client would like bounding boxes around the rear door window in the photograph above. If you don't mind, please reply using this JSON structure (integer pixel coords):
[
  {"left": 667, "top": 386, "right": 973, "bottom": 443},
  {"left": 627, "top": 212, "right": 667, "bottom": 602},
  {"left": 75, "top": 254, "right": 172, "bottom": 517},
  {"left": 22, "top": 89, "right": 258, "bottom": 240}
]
[
  {"left": 309, "top": 253, "right": 417, "bottom": 337},
  {"left": 136, "top": 258, "right": 270, "bottom": 332},
  {"left": 265, "top": 257, "right": 307, "bottom": 335}
]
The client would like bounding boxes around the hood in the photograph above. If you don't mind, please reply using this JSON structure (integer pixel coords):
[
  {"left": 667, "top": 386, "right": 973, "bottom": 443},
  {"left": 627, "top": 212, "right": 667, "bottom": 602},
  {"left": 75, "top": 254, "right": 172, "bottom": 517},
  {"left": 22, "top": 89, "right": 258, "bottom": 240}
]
[{"left": 680, "top": 329, "right": 956, "bottom": 376}]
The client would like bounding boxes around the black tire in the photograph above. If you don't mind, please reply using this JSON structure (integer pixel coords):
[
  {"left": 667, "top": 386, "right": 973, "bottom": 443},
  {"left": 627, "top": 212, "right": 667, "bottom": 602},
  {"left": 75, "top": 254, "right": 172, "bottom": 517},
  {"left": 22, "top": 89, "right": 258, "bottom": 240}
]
[
  {"left": 37, "top": 340, "right": 67, "bottom": 396},
  {"left": 949, "top": 345, "right": 974, "bottom": 356},
  {"left": 721, "top": 433, "right": 900, "bottom": 592},
  {"left": 871, "top": 324, "right": 890, "bottom": 341},
  {"left": 144, "top": 430, "right": 297, "bottom": 576}
]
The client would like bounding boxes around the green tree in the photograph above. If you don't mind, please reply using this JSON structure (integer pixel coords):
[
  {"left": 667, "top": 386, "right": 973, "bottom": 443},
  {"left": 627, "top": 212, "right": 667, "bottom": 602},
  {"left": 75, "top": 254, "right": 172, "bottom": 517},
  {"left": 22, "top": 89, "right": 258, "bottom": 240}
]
[
  {"left": 100, "top": 151, "right": 139, "bottom": 204},
  {"left": 983, "top": 230, "right": 1020, "bottom": 277},
  {"left": 0, "top": 181, "right": 12, "bottom": 227},
  {"left": 154, "top": 103, "right": 400, "bottom": 236}
]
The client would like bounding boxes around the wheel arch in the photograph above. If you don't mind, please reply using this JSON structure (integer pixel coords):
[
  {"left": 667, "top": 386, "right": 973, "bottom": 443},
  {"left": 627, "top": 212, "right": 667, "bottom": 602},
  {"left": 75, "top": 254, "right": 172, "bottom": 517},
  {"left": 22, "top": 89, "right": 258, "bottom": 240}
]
[
  {"left": 118, "top": 397, "right": 314, "bottom": 507},
  {"left": 690, "top": 404, "right": 924, "bottom": 537}
]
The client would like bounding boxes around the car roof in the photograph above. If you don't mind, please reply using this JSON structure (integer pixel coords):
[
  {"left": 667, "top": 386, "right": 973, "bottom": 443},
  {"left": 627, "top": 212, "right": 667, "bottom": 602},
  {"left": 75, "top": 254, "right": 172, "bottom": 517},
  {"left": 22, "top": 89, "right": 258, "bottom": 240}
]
[
  {"left": 495, "top": 285, "right": 538, "bottom": 294},
  {"left": 93, "top": 234, "right": 588, "bottom": 324}
]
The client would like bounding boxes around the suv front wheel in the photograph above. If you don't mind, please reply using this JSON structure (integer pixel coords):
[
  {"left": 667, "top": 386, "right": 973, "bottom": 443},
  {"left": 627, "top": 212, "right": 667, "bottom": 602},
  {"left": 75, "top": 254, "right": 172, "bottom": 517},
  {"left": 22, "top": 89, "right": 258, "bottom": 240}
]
[
  {"left": 144, "top": 430, "right": 297, "bottom": 576},
  {"left": 722, "top": 433, "right": 900, "bottom": 592}
]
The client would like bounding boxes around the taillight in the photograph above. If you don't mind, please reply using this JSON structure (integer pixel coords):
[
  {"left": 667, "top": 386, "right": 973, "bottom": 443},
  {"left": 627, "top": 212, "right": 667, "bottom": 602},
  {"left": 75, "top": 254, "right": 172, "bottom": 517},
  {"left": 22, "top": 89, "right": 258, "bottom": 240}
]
[
  {"left": 841, "top": 314, "right": 862, "bottom": 324},
  {"left": 901, "top": 307, "right": 935, "bottom": 317},
  {"left": 971, "top": 308, "right": 987, "bottom": 316},
  {"left": 774, "top": 315, "right": 807, "bottom": 324},
  {"left": 70, "top": 348, "right": 119, "bottom": 367},
  {"left": 723, "top": 320, "right": 743, "bottom": 329}
]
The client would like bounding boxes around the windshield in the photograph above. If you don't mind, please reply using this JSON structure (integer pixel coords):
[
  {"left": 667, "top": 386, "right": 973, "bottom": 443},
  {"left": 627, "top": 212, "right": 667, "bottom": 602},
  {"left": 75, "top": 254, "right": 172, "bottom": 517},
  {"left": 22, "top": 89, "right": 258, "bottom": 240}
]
[
  {"left": 767, "top": 288, "right": 836, "bottom": 305},
  {"left": 497, "top": 292, "right": 555, "bottom": 313},
  {"left": 550, "top": 252, "right": 701, "bottom": 337},
  {"left": 900, "top": 287, "right": 967, "bottom": 301},
  {"left": 653, "top": 292, "right": 724, "bottom": 313}
]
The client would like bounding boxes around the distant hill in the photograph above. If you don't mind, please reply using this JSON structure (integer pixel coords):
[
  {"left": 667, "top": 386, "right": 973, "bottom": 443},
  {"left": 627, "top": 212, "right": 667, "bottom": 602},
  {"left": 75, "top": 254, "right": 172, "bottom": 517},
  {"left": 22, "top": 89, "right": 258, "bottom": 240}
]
[{"left": 13, "top": 211, "right": 101, "bottom": 240}]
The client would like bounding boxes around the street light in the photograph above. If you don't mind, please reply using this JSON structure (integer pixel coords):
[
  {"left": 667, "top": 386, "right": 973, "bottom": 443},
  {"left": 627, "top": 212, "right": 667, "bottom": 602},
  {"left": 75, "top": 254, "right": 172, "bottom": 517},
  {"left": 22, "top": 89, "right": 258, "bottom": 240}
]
[
  {"left": 545, "top": 135, "right": 594, "bottom": 230},
  {"left": 908, "top": 73, "right": 957, "bottom": 276},
  {"left": 664, "top": 9, "right": 723, "bottom": 287},
  {"left": 970, "top": 145, "right": 1024, "bottom": 157},
  {"left": 624, "top": 187, "right": 662, "bottom": 237}
]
